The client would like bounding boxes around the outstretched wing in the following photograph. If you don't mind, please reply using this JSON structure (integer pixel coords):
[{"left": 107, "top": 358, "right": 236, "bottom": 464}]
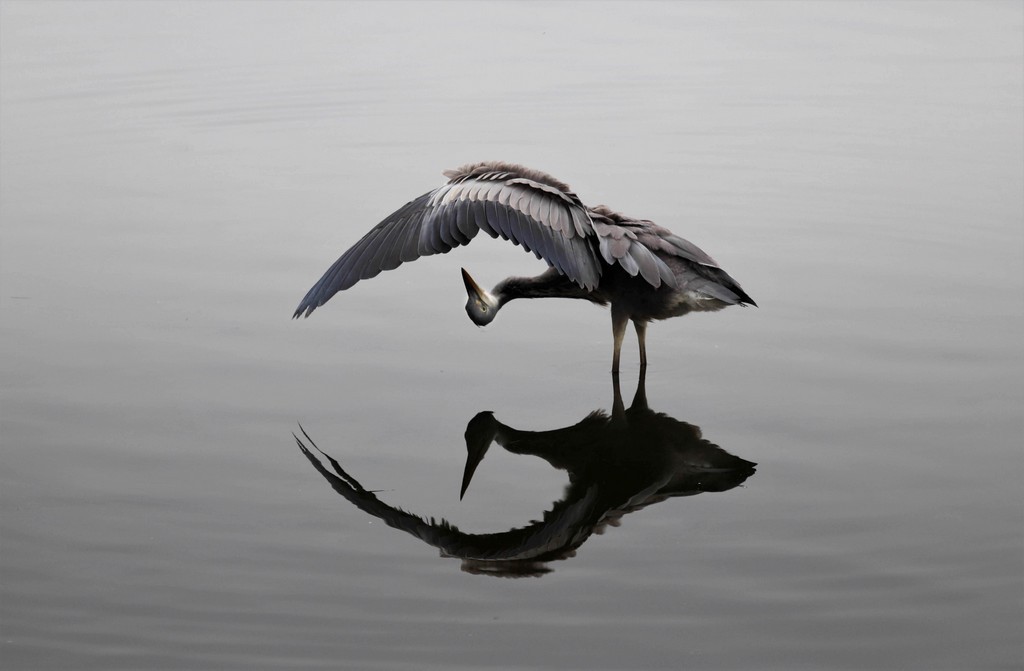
[{"left": 293, "top": 162, "right": 603, "bottom": 318}]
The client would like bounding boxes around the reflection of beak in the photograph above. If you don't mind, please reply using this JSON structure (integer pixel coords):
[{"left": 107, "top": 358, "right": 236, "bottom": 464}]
[
  {"left": 461, "top": 411, "right": 496, "bottom": 500},
  {"left": 461, "top": 267, "right": 485, "bottom": 299}
]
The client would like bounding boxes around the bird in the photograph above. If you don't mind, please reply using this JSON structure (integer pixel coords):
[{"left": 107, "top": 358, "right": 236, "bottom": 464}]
[{"left": 293, "top": 161, "right": 756, "bottom": 372}]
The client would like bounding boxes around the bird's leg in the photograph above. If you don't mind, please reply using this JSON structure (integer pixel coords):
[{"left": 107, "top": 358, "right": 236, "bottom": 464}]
[
  {"left": 634, "top": 320, "right": 648, "bottom": 368},
  {"left": 611, "top": 371, "right": 625, "bottom": 420},
  {"left": 631, "top": 364, "right": 649, "bottom": 413},
  {"left": 611, "top": 306, "right": 629, "bottom": 373}
]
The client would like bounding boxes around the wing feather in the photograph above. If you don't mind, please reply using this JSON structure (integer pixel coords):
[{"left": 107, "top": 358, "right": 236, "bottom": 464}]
[
  {"left": 526, "top": 190, "right": 547, "bottom": 224},
  {"left": 533, "top": 216, "right": 560, "bottom": 265},
  {"left": 462, "top": 200, "right": 488, "bottom": 240},
  {"left": 482, "top": 199, "right": 506, "bottom": 239},
  {"left": 481, "top": 197, "right": 505, "bottom": 239},
  {"left": 663, "top": 234, "right": 719, "bottom": 267},
  {"left": 590, "top": 210, "right": 679, "bottom": 289},
  {"left": 419, "top": 206, "right": 450, "bottom": 254},
  {"left": 367, "top": 211, "right": 414, "bottom": 272},
  {"left": 510, "top": 210, "right": 530, "bottom": 253},
  {"left": 398, "top": 209, "right": 426, "bottom": 262}
]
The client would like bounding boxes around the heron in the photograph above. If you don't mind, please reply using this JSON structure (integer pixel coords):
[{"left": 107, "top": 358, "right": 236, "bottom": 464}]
[{"left": 293, "top": 161, "right": 756, "bottom": 371}]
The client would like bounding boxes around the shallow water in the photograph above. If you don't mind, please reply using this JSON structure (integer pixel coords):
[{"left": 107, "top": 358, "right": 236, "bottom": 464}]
[{"left": 1, "top": 2, "right": 1021, "bottom": 669}]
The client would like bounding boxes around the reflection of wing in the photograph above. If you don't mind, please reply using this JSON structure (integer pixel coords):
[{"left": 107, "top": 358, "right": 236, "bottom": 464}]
[
  {"left": 294, "top": 430, "right": 605, "bottom": 575},
  {"left": 439, "top": 485, "right": 602, "bottom": 563},
  {"left": 293, "top": 162, "right": 603, "bottom": 317}
]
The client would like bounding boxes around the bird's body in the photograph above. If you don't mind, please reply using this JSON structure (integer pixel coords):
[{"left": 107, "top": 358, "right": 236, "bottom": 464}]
[{"left": 294, "top": 161, "right": 755, "bottom": 371}]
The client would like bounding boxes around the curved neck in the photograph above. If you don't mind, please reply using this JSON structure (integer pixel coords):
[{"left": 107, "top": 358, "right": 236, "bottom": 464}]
[{"left": 495, "top": 270, "right": 594, "bottom": 303}]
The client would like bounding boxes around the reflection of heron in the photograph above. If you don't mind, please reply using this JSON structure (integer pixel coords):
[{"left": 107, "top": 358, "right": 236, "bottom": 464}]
[
  {"left": 293, "top": 162, "right": 755, "bottom": 371},
  {"left": 294, "top": 370, "right": 756, "bottom": 577}
]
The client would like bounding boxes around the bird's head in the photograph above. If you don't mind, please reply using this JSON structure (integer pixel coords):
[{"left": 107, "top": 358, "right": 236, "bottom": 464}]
[{"left": 462, "top": 268, "right": 500, "bottom": 326}]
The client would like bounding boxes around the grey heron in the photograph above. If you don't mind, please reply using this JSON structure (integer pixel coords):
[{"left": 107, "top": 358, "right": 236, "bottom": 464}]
[{"left": 294, "top": 161, "right": 756, "bottom": 371}]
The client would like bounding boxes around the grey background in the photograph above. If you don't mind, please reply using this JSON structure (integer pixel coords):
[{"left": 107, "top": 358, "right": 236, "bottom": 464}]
[{"left": 1, "top": 2, "right": 1021, "bottom": 669}]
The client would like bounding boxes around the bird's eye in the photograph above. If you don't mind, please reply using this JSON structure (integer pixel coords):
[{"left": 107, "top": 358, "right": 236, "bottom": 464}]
[{"left": 481, "top": 305, "right": 488, "bottom": 312}]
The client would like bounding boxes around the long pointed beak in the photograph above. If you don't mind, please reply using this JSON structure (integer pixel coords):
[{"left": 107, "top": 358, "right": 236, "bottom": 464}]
[{"left": 461, "top": 267, "right": 485, "bottom": 298}]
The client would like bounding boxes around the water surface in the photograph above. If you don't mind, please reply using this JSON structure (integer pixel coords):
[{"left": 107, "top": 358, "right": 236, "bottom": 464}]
[{"left": 1, "top": 2, "right": 1021, "bottom": 670}]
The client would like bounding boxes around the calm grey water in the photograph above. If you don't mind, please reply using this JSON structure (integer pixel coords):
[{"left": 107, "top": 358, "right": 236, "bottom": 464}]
[{"left": 1, "top": 2, "right": 1021, "bottom": 669}]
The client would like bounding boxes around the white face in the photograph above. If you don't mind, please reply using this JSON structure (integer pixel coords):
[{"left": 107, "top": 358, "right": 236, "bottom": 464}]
[{"left": 465, "top": 294, "right": 496, "bottom": 326}]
